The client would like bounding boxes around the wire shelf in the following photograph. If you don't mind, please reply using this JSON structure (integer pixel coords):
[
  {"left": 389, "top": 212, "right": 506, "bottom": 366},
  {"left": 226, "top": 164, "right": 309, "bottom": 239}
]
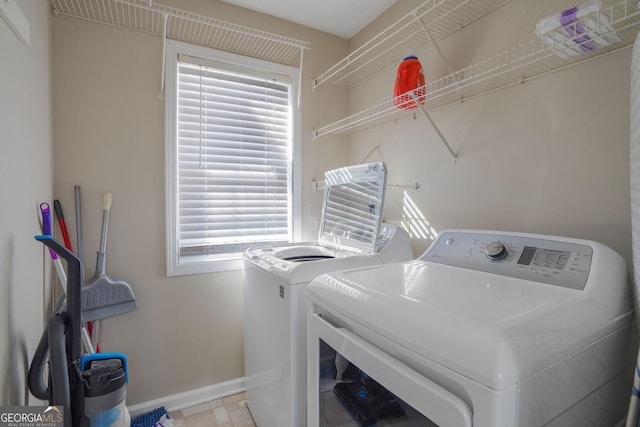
[
  {"left": 49, "top": 0, "right": 310, "bottom": 65},
  {"left": 312, "top": 0, "right": 513, "bottom": 89},
  {"left": 313, "top": 0, "right": 640, "bottom": 140}
]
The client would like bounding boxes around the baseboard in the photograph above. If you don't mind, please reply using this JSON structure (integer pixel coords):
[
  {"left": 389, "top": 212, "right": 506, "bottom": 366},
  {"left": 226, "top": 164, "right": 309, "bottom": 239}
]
[{"left": 127, "top": 377, "right": 246, "bottom": 416}]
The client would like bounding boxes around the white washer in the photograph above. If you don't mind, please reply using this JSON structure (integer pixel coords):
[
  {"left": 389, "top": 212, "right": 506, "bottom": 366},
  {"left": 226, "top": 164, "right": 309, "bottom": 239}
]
[
  {"left": 243, "top": 163, "right": 413, "bottom": 427},
  {"left": 307, "top": 230, "right": 635, "bottom": 427}
]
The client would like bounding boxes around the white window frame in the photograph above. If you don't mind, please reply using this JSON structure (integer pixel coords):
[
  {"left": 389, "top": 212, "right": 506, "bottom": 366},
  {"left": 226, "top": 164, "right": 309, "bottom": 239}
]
[{"left": 165, "top": 40, "right": 301, "bottom": 276}]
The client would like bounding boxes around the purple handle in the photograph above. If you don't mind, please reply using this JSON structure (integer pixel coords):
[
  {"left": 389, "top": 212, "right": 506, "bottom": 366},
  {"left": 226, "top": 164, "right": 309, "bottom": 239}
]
[{"left": 40, "top": 203, "right": 58, "bottom": 260}]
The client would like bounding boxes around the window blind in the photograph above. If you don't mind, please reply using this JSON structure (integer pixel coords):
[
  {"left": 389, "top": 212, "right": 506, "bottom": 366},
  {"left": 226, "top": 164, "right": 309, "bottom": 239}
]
[{"left": 176, "top": 59, "right": 293, "bottom": 258}]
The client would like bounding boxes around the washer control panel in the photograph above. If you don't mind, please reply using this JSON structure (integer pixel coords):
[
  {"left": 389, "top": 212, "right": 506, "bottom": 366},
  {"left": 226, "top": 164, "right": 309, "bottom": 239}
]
[{"left": 422, "top": 231, "right": 593, "bottom": 290}]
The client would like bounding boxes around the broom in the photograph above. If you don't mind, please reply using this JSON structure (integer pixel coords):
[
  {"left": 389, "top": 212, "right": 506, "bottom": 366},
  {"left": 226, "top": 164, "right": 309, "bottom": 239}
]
[{"left": 82, "top": 192, "right": 138, "bottom": 322}]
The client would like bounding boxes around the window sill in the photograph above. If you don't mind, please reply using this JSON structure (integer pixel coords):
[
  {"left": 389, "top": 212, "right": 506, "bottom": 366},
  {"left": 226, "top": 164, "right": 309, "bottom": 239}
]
[{"left": 167, "top": 255, "right": 243, "bottom": 276}]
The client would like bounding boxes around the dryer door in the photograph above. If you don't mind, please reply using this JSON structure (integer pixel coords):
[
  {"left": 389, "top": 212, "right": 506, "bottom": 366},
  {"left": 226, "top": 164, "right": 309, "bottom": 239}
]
[{"left": 307, "top": 313, "right": 473, "bottom": 427}]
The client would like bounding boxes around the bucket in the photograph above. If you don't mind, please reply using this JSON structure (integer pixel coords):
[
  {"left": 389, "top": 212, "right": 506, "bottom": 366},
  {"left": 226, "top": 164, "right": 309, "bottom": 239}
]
[
  {"left": 81, "top": 353, "right": 131, "bottom": 427},
  {"left": 394, "top": 55, "right": 426, "bottom": 109}
]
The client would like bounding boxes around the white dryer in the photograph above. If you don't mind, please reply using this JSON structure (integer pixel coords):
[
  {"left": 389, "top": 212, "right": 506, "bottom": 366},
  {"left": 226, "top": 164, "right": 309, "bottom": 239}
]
[
  {"left": 307, "top": 230, "right": 635, "bottom": 427},
  {"left": 243, "top": 162, "right": 413, "bottom": 427}
]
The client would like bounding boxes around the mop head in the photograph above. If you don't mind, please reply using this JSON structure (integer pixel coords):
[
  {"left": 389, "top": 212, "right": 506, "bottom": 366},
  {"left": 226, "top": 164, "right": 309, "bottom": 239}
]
[{"left": 130, "top": 407, "right": 173, "bottom": 427}]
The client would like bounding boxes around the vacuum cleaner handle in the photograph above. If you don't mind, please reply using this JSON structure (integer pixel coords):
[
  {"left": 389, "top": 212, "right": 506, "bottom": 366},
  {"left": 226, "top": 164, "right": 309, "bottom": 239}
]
[
  {"left": 34, "top": 235, "right": 85, "bottom": 427},
  {"left": 35, "top": 235, "right": 82, "bottom": 363}
]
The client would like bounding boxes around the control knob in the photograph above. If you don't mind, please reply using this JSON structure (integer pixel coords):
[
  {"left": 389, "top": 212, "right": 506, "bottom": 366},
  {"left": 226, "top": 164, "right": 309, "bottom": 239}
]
[{"left": 485, "top": 241, "right": 508, "bottom": 260}]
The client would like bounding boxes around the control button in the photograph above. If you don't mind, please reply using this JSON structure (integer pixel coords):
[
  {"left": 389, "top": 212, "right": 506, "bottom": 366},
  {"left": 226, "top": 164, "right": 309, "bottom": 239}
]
[{"left": 485, "top": 241, "right": 508, "bottom": 260}]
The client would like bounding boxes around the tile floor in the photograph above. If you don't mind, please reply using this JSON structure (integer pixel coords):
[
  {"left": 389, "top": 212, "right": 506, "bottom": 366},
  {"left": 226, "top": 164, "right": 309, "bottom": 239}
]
[{"left": 169, "top": 392, "right": 256, "bottom": 427}]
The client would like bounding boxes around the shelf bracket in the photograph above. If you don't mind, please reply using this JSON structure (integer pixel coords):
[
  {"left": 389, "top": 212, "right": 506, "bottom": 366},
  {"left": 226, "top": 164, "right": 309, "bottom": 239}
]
[
  {"left": 360, "top": 143, "right": 381, "bottom": 164},
  {"left": 159, "top": 12, "right": 168, "bottom": 100},
  {"left": 297, "top": 47, "right": 304, "bottom": 110},
  {"left": 416, "top": 14, "right": 454, "bottom": 75},
  {"left": 410, "top": 92, "right": 458, "bottom": 162}
]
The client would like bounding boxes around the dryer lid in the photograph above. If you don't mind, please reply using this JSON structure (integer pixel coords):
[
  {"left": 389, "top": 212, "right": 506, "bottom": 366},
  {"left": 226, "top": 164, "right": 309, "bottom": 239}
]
[{"left": 318, "top": 162, "right": 387, "bottom": 254}]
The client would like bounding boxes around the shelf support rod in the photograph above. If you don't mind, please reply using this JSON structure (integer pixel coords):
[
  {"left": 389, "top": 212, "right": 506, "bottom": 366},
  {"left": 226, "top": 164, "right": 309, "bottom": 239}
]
[
  {"left": 297, "top": 46, "right": 304, "bottom": 110},
  {"left": 159, "top": 12, "right": 168, "bottom": 100},
  {"left": 415, "top": 14, "right": 454, "bottom": 75},
  {"left": 360, "top": 143, "right": 381, "bottom": 164},
  {"left": 410, "top": 92, "right": 457, "bottom": 162},
  {"left": 312, "top": 180, "right": 420, "bottom": 191}
]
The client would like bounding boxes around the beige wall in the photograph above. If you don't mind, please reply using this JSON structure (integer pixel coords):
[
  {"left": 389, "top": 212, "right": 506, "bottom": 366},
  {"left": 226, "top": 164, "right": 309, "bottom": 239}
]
[
  {"left": 347, "top": 0, "right": 632, "bottom": 260},
  {"left": 0, "top": 2, "right": 52, "bottom": 405},
  {"left": 51, "top": 1, "right": 349, "bottom": 405}
]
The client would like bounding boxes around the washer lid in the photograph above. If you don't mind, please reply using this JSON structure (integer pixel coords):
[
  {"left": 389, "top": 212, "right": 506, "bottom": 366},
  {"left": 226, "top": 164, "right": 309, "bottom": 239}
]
[
  {"left": 308, "top": 258, "right": 630, "bottom": 391},
  {"left": 318, "top": 163, "right": 387, "bottom": 254}
]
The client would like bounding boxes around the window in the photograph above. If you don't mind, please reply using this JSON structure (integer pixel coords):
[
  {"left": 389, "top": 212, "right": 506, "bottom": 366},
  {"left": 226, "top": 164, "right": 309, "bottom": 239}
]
[{"left": 165, "top": 40, "right": 301, "bottom": 275}]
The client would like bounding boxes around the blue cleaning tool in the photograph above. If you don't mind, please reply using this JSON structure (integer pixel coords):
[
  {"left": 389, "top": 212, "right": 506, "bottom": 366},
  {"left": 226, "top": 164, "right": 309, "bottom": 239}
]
[{"left": 130, "top": 407, "right": 170, "bottom": 427}]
